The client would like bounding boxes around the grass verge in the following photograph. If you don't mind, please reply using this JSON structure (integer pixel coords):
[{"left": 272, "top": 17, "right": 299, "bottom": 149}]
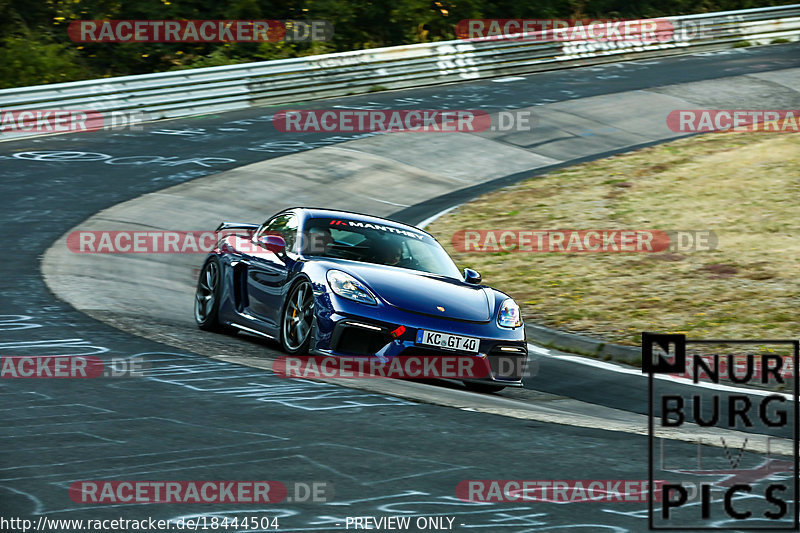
[{"left": 427, "top": 131, "right": 800, "bottom": 346}]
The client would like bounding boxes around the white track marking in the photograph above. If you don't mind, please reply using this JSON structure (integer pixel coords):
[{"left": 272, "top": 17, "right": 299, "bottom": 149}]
[
  {"left": 527, "top": 344, "right": 550, "bottom": 356},
  {"left": 536, "top": 348, "right": 793, "bottom": 399},
  {"left": 417, "top": 205, "right": 460, "bottom": 229}
]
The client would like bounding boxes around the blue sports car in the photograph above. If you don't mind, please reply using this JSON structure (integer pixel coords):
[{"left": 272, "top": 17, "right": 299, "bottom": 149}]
[{"left": 194, "top": 208, "right": 527, "bottom": 392}]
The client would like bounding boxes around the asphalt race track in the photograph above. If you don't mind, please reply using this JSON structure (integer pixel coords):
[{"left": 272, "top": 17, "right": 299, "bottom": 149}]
[{"left": 1, "top": 44, "right": 799, "bottom": 531}]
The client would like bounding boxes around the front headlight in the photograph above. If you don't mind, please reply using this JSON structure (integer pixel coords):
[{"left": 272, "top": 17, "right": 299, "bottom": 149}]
[
  {"left": 326, "top": 270, "right": 377, "bottom": 305},
  {"left": 498, "top": 298, "right": 522, "bottom": 328}
]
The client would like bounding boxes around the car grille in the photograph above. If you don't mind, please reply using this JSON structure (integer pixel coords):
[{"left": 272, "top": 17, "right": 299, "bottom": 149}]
[{"left": 332, "top": 323, "right": 391, "bottom": 356}]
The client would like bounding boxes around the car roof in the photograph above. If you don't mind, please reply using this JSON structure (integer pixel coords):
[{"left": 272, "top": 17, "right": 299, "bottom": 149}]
[{"left": 286, "top": 207, "right": 435, "bottom": 238}]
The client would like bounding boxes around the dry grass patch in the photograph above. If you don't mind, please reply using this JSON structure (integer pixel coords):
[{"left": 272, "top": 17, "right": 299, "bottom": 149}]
[{"left": 428, "top": 132, "right": 800, "bottom": 345}]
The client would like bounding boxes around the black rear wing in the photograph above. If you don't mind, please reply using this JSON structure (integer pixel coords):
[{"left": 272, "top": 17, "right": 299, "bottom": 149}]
[{"left": 215, "top": 222, "right": 259, "bottom": 232}]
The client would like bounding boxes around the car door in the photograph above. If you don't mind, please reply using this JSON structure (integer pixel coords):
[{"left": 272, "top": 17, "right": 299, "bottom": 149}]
[{"left": 242, "top": 212, "right": 299, "bottom": 330}]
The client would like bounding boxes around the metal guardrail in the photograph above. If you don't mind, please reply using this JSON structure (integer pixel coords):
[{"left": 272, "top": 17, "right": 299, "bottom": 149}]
[{"left": 0, "top": 4, "right": 798, "bottom": 139}]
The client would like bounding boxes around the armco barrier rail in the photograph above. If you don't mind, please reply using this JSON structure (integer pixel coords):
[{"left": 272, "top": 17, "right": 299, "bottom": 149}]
[{"left": 0, "top": 4, "right": 798, "bottom": 140}]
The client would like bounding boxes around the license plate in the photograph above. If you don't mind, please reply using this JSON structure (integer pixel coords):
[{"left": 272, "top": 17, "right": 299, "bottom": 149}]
[{"left": 415, "top": 330, "right": 480, "bottom": 353}]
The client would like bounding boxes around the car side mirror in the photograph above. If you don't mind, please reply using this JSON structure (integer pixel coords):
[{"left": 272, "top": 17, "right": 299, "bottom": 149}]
[
  {"left": 257, "top": 235, "right": 286, "bottom": 255},
  {"left": 464, "top": 268, "right": 481, "bottom": 284}
]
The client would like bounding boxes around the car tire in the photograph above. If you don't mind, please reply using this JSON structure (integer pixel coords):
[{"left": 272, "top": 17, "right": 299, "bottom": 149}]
[
  {"left": 195, "top": 256, "right": 225, "bottom": 331},
  {"left": 464, "top": 382, "right": 506, "bottom": 394},
  {"left": 281, "top": 279, "right": 314, "bottom": 354}
]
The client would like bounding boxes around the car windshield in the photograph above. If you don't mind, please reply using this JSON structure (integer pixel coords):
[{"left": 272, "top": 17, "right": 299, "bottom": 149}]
[{"left": 301, "top": 217, "right": 463, "bottom": 279}]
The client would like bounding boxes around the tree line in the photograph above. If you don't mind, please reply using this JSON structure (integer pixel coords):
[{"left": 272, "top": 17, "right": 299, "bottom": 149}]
[{"left": 0, "top": 0, "right": 794, "bottom": 88}]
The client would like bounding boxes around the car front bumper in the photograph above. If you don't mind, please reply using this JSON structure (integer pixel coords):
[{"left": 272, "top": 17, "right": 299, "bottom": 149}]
[{"left": 310, "top": 293, "right": 528, "bottom": 386}]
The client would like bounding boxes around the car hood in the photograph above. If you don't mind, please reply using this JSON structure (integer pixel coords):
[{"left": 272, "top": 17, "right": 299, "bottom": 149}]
[{"left": 328, "top": 261, "right": 492, "bottom": 322}]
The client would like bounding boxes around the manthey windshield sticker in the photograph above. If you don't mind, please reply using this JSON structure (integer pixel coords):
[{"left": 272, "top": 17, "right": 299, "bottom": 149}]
[{"left": 328, "top": 219, "right": 426, "bottom": 240}]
